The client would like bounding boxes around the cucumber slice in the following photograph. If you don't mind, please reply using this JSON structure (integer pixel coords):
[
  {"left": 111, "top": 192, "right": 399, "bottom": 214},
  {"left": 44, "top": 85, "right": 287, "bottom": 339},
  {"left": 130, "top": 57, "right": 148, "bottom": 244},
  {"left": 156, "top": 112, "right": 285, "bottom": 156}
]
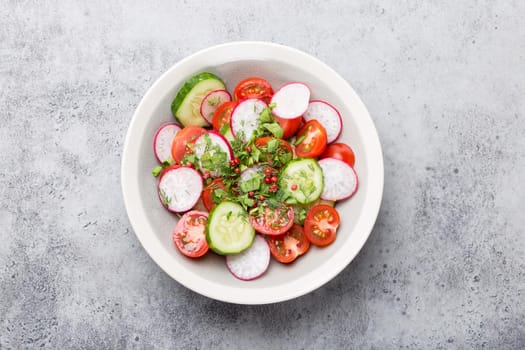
[
  {"left": 171, "top": 72, "right": 226, "bottom": 127},
  {"left": 280, "top": 158, "right": 324, "bottom": 204},
  {"left": 206, "top": 201, "right": 255, "bottom": 255}
]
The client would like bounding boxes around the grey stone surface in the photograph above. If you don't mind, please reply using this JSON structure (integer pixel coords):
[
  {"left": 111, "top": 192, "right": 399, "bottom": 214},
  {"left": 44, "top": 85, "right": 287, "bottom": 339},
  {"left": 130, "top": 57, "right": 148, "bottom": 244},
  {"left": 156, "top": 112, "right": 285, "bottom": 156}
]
[{"left": 1, "top": 0, "right": 524, "bottom": 348}]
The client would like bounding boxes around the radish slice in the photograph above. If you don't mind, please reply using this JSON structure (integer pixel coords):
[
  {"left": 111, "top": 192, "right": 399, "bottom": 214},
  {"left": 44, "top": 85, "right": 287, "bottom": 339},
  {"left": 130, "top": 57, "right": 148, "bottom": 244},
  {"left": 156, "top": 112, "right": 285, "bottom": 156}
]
[
  {"left": 193, "top": 131, "right": 233, "bottom": 177},
  {"left": 270, "top": 82, "right": 311, "bottom": 119},
  {"left": 318, "top": 158, "right": 358, "bottom": 201},
  {"left": 230, "top": 99, "right": 267, "bottom": 141},
  {"left": 226, "top": 235, "right": 270, "bottom": 281},
  {"left": 200, "top": 90, "right": 232, "bottom": 123},
  {"left": 153, "top": 123, "right": 181, "bottom": 163},
  {"left": 158, "top": 166, "right": 203, "bottom": 213},
  {"left": 303, "top": 100, "right": 342, "bottom": 143}
]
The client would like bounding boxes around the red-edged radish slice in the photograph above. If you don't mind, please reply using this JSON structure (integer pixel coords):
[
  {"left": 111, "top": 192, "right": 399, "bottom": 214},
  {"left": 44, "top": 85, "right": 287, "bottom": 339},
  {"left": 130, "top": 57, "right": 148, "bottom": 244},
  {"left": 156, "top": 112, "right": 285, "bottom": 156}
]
[
  {"left": 200, "top": 90, "right": 232, "bottom": 124},
  {"left": 154, "top": 123, "right": 181, "bottom": 163},
  {"left": 226, "top": 235, "right": 270, "bottom": 281},
  {"left": 303, "top": 100, "right": 342, "bottom": 143},
  {"left": 158, "top": 166, "right": 203, "bottom": 212},
  {"left": 230, "top": 98, "right": 267, "bottom": 141},
  {"left": 193, "top": 131, "right": 233, "bottom": 177},
  {"left": 318, "top": 158, "right": 358, "bottom": 201},
  {"left": 270, "top": 82, "right": 311, "bottom": 119}
]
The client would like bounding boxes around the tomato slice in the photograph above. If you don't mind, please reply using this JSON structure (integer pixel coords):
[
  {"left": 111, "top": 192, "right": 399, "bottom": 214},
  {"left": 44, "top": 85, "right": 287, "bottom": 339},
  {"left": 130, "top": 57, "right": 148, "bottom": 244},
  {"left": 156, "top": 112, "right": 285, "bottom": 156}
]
[
  {"left": 201, "top": 178, "right": 225, "bottom": 212},
  {"left": 170, "top": 126, "right": 207, "bottom": 163},
  {"left": 320, "top": 143, "right": 356, "bottom": 167},
  {"left": 212, "top": 101, "right": 237, "bottom": 132},
  {"left": 294, "top": 120, "right": 327, "bottom": 158},
  {"left": 304, "top": 205, "right": 340, "bottom": 247},
  {"left": 254, "top": 137, "right": 293, "bottom": 167},
  {"left": 249, "top": 203, "right": 294, "bottom": 236},
  {"left": 267, "top": 225, "right": 311, "bottom": 263},
  {"left": 172, "top": 210, "right": 209, "bottom": 258},
  {"left": 274, "top": 116, "right": 302, "bottom": 139},
  {"left": 233, "top": 77, "right": 274, "bottom": 104}
]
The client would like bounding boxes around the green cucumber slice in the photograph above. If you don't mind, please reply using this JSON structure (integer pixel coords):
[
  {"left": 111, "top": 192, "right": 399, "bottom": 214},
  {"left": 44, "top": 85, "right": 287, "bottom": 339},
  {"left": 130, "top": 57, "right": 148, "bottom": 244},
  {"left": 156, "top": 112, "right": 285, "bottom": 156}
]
[
  {"left": 280, "top": 158, "right": 324, "bottom": 204},
  {"left": 206, "top": 201, "right": 255, "bottom": 255},
  {"left": 171, "top": 72, "right": 226, "bottom": 127}
]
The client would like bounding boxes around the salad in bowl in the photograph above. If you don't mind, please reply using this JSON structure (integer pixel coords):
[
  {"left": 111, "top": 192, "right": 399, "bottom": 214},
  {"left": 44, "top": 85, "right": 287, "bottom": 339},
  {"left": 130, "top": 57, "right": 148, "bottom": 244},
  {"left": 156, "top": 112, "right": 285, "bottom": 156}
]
[
  {"left": 152, "top": 73, "right": 359, "bottom": 281},
  {"left": 121, "top": 42, "right": 383, "bottom": 304}
]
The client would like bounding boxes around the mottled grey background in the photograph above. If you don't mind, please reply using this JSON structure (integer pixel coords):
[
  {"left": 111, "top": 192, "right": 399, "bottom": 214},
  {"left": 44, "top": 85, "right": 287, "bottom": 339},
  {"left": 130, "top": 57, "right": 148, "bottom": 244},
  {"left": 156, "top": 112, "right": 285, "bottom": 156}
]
[{"left": 1, "top": 1, "right": 524, "bottom": 349}]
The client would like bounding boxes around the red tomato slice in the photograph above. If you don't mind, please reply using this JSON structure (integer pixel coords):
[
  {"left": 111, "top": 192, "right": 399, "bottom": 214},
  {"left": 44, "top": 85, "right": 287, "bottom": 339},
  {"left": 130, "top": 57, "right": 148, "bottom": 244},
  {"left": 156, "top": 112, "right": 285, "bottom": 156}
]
[
  {"left": 267, "top": 225, "right": 311, "bottom": 263},
  {"left": 212, "top": 101, "right": 237, "bottom": 132},
  {"left": 172, "top": 210, "right": 209, "bottom": 258},
  {"left": 170, "top": 126, "right": 207, "bottom": 163},
  {"left": 254, "top": 137, "right": 293, "bottom": 167},
  {"left": 249, "top": 204, "right": 294, "bottom": 236},
  {"left": 233, "top": 77, "right": 274, "bottom": 104},
  {"left": 294, "top": 120, "right": 327, "bottom": 158},
  {"left": 274, "top": 115, "right": 302, "bottom": 139},
  {"left": 304, "top": 205, "right": 340, "bottom": 247},
  {"left": 320, "top": 143, "right": 356, "bottom": 167},
  {"left": 201, "top": 178, "right": 225, "bottom": 212}
]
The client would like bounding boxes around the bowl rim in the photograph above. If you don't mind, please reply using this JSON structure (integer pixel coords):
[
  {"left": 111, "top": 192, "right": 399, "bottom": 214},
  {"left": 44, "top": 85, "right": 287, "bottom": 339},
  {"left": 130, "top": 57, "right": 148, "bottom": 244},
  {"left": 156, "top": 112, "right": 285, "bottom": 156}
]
[{"left": 121, "top": 41, "right": 384, "bottom": 304}]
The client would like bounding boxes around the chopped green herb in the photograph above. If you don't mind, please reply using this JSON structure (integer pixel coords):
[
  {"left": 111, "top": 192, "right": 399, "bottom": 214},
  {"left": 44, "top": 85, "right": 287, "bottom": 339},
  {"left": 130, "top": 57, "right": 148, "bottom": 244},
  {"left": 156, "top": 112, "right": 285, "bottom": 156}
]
[
  {"left": 219, "top": 123, "right": 230, "bottom": 136},
  {"left": 152, "top": 165, "right": 163, "bottom": 177},
  {"left": 263, "top": 122, "right": 284, "bottom": 139},
  {"left": 259, "top": 107, "right": 273, "bottom": 123},
  {"left": 266, "top": 139, "right": 280, "bottom": 153},
  {"left": 240, "top": 175, "right": 262, "bottom": 193},
  {"left": 294, "top": 135, "right": 306, "bottom": 146},
  {"left": 159, "top": 189, "right": 171, "bottom": 206},
  {"left": 151, "top": 158, "right": 174, "bottom": 177}
]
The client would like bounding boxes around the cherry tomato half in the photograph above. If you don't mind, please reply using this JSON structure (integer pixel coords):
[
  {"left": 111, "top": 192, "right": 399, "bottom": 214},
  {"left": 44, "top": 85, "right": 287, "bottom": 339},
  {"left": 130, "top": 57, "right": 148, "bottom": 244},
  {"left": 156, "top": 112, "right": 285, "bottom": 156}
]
[
  {"left": 267, "top": 225, "right": 311, "bottom": 263},
  {"left": 233, "top": 77, "right": 274, "bottom": 104},
  {"left": 201, "top": 178, "right": 226, "bottom": 212},
  {"left": 294, "top": 120, "right": 327, "bottom": 158},
  {"left": 249, "top": 203, "right": 294, "bottom": 236},
  {"left": 212, "top": 101, "right": 237, "bottom": 132},
  {"left": 172, "top": 210, "right": 209, "bottom": 258},
  {"left": 320, "top": 143, "right": 355, "bottom": 167},
  {"left": 304, "top": 205, "right": 340, "bottom": 247},
  {"left": 170, "top": 126, "right": 207, "bottom": 163},
  {"left": 274, "top": 115, "right": 302, "bottom": 139}
]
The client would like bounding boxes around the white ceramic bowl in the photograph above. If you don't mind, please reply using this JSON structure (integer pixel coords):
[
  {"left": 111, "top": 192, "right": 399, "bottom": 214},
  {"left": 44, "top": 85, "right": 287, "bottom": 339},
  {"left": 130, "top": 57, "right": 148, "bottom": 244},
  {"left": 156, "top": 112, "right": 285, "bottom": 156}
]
[{"left": 121, "top": 42, "right": 383, "bottom": 304}]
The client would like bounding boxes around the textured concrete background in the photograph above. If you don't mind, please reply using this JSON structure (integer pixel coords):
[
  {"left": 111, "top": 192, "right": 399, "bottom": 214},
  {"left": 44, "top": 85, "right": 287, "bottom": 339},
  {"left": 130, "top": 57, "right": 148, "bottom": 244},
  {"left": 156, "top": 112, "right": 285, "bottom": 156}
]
[{"left": 1, "top": 1, "right": 524, "bottom": 349}]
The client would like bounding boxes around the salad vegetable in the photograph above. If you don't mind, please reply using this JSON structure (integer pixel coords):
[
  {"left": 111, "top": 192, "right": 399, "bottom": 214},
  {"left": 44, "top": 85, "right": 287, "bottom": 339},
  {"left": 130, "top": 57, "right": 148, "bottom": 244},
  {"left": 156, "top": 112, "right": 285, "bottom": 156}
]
[{"left": 151, "top": 72, "right": 360, "bottom": 280}]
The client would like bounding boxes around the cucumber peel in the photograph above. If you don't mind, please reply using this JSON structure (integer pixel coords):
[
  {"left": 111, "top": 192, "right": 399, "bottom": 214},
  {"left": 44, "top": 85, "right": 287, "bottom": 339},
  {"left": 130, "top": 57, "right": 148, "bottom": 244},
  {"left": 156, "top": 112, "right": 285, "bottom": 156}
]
[{"left": 171, "top": 72, "right": 226, "bottom": 127}]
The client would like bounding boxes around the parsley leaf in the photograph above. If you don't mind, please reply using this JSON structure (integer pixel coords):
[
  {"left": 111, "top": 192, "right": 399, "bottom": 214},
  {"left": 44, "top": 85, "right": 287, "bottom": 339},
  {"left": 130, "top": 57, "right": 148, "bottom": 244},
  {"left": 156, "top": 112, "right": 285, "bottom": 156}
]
[
  {"left": 263, "top": 122, "right": 284, "bottom": 139},
  {"left": 151, "top": 158, "right": 174, "bottom": 177},
  {"left": 240, "top": 175, "right": 262, "bottom": 193}
]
